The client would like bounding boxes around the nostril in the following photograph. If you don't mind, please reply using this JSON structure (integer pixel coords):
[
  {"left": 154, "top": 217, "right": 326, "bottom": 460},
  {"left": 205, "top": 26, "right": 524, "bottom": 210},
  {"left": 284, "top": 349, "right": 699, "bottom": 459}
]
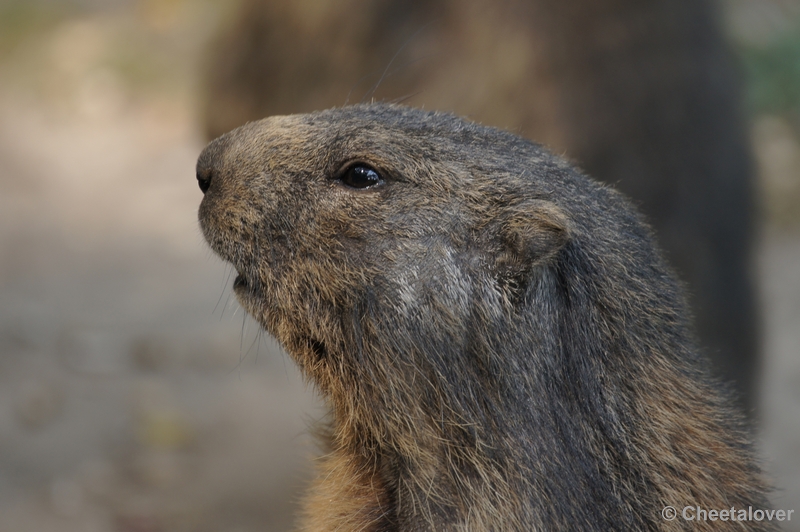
[{"left": 197, "top": 170, "right": 211, "bottom": 194}]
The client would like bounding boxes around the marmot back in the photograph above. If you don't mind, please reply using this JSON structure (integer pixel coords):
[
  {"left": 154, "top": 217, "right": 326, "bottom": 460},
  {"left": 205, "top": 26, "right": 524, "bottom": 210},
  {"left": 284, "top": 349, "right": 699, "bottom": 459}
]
[{"left": 197, "top": 104, "right": 771, "bottom": 531}]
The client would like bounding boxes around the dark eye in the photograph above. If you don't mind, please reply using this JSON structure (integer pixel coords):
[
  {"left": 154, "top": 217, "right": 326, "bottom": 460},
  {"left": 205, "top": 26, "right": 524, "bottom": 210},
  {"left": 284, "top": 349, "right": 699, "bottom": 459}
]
[{"left": 340, "top": 165, "right": 384, "bottom": 189}]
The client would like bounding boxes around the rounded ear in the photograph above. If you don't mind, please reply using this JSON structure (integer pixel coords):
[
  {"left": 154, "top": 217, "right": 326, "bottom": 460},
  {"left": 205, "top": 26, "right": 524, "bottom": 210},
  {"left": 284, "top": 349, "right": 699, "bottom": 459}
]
[{"left": 495, "top": 200, "right": 571, "bottom": 280}]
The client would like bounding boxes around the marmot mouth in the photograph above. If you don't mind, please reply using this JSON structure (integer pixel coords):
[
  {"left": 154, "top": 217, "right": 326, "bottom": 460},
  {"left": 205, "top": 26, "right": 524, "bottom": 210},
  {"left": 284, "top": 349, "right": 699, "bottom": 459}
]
[
  {"left": 233, "top": 273, "right": 248, "bottom": 290},
  {"left": 309, "top": 339, "right": 327, "bottom": 361},
  {"left": 296, "top": 337, "right": 328, "bottom": 363},
  {"left": 232, "top": 272, "right": 260, "bottom": 315}
]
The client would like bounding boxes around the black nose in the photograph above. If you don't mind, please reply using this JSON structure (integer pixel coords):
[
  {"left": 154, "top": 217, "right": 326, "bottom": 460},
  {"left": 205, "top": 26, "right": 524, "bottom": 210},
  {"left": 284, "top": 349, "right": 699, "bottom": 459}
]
[{"left": 197, "top": 170, "right": 211, "bottom": 194}]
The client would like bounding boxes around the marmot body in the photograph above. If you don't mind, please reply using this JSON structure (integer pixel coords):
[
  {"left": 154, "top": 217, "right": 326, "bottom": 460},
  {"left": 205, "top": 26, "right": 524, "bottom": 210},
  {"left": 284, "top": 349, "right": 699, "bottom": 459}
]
[{"left": 197, "top": 104, "right": 770, "bottom": 531}]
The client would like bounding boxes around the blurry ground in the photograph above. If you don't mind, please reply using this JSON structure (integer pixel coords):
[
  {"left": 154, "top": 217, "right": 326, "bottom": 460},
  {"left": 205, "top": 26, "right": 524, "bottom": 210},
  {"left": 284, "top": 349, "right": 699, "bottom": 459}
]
[
  {"left": 0, "top": 0, "right": 798, "bottom": 531},
  {"left": 0, "top": 3, "right": 322, "bottom": 531}
]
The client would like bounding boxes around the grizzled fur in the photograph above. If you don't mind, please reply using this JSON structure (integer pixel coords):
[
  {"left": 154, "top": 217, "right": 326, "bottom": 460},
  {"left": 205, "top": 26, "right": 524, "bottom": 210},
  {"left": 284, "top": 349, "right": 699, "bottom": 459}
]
[
  {"left": 197, "top": 104, "right": 771, "bottom": 531},
  {"left": 205, "top": 0, "right": 761, "bottom": 414}
]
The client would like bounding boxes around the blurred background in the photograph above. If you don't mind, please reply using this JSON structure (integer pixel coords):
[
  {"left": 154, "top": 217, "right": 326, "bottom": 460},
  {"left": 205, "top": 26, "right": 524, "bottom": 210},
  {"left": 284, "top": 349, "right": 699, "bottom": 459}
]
[{"left": 0, "top": 0, "right": 798, "bottom": 530}]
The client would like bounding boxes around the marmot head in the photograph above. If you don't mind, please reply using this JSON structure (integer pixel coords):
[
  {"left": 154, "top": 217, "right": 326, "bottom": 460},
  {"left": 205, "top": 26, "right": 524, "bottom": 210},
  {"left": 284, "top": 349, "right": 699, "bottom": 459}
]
[
  {"left": 196, "top": 103, "right": 692, "bottom": 464},
  {"left": 198, "top": 104, "right": 571, "bottom": 384}
]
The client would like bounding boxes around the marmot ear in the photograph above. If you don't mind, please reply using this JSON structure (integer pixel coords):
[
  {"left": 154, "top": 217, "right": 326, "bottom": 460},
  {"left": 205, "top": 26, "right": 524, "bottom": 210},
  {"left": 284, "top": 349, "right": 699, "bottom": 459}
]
[{"left": 497, "top": 200, "right": 570, "bottom": 272}]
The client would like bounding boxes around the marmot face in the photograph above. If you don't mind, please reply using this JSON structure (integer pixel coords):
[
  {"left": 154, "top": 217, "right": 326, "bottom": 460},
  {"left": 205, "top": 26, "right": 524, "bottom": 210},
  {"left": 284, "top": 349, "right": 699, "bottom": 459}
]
[{"left": 197, "top": 104, "right": 568, "bottom": 389}]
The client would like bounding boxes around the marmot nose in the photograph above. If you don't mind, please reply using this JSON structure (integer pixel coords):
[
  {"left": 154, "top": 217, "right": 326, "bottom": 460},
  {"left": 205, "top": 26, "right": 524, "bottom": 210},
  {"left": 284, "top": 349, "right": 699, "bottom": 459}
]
[{"left": 197, "top": 170, "right": 212, "bottom": 194}]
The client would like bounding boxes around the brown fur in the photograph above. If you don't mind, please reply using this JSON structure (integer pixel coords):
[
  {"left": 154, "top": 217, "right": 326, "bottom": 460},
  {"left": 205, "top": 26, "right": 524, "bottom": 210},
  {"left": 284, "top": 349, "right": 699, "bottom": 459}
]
[
  {"left": 197, "top": 104, "right": 772, "bottom": 531},
  {"left": 204, "top": 0, "right": 760, "bottom": 414}
]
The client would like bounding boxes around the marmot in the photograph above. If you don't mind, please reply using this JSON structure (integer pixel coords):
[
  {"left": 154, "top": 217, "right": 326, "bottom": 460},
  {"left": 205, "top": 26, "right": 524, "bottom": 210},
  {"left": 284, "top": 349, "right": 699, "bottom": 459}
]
[
  {"left": 197, "top": 104, "right": 771, "bottom": 531},
  {"left": 203, "top": 0, "right": 761, "bottom": 415}
]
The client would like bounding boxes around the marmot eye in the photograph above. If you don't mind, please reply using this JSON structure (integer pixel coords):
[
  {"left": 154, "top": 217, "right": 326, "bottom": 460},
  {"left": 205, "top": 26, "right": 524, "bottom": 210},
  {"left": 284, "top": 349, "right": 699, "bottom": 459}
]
[{"left": 340, "top": 165, "right": 384, "bottom": 189}]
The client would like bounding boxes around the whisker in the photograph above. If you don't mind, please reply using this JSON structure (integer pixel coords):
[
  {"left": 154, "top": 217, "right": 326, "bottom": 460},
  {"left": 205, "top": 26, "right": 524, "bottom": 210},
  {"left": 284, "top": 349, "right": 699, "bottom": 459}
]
[
  {"left": 213, "top": 264, "right": 235, "bottom": 315},
  {"left": 361, "top": 22, "right": 434, "bottom": 103}
]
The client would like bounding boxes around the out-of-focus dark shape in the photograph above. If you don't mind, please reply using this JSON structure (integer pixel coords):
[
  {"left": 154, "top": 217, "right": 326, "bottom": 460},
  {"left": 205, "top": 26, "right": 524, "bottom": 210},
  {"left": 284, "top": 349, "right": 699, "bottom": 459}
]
[{"left": 202, "top": 0, "right": 759, "bottom": 415}]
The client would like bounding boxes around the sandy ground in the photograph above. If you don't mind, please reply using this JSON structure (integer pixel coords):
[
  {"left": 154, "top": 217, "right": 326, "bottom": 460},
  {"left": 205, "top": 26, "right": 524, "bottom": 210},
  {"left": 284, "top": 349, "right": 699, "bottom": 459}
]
[{"left": 0, "top": 42, "right": 799, "bottom": 532}]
